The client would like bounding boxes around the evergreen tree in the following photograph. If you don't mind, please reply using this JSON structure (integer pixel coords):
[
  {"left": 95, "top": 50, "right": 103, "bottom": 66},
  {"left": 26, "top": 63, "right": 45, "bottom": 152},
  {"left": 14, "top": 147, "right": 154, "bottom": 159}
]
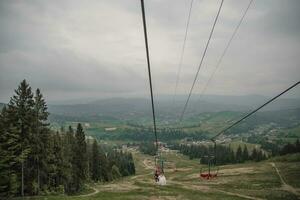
[
  {"left": 30, "top": 88, "right": 49, "bottom": 194},
  {"left": 0, "top": 107, "right": 20, "bottom": 197},
  {"left": 72, "top": 123, "right": 87, "bottom": 191},
  {"left": 236, "top": 145, "right": 243, "bottom": 163},
  {"left": 242, "top": 145, "right": 249, "bottom": 161},
  {"left": 63, "top": 126, "right": 75, "bottom": 193},
  {"left": 256, "top": 149, "right": 263, "bottom": 162},
  {"left": 280, "top": 143, "right": 296, "bottom": 155},
  {"left": 86, "top": 138, "right": 93, "bottom": 180},
  {"left": 230, "top": 149, "right": 236, "bottom": 164},
  {"left": 7, "top": 80, "right": 35, "bottom": 196},
  {"left": 127, "top": 153, "right": 136, "bottom": 175},
  {"left": 91, "top": 140, "right": 100, "bottom": 181},
  {"left": 251, "top": 148, "right": 257, "bottom": 161},
  {"left": 98, "top": 146, "right": 109, "bottom": 182},
  {"left": 0, "top": 80, "right": 137, "bottom": 197},
  {"left": 36, "top": 127, "right": 51, "bottom": 192}
]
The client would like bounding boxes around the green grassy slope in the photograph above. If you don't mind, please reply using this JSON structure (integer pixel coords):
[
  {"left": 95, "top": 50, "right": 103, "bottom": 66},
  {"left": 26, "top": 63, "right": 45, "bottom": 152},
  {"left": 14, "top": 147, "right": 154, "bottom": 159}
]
[{"left": 28, "top": 152, "right": 300, "bottom": 200}]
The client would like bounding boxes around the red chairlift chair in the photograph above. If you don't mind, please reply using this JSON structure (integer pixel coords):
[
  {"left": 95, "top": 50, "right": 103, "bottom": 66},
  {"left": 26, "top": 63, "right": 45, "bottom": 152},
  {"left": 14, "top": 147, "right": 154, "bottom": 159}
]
[{"left": 200, "top": 140, "right": 219, "bottom": 180}]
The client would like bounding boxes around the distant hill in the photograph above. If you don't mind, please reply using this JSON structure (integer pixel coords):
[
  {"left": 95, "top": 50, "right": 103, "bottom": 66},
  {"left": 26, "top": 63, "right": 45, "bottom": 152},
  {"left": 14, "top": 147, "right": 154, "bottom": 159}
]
[
  {"left": 48, "top": 95, "right": 300, "bottom": 115},
  {"left": 47, "top": 97, "right": 249, "bottom": 122},
  {"left": 47, "top": 95, "right": 300, "bottom": 125}
]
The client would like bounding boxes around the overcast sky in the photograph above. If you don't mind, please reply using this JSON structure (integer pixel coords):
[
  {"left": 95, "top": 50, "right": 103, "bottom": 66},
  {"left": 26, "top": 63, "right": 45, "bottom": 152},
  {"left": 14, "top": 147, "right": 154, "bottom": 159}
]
[{"left": 0, "top": 0, "right": 299, "bottom": 103}]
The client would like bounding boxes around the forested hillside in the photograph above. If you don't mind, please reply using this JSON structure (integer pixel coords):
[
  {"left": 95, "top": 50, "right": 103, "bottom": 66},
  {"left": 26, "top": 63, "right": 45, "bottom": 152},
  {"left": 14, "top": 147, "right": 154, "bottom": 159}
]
[{"left": 0, "top": 80, "right": 135, "bottom": 197}]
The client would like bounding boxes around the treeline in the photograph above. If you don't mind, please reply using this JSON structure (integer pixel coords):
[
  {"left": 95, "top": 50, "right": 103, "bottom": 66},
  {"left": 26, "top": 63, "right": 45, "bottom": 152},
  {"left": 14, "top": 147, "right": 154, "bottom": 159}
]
[
  {"left": 171, "top": 143, "right": 266, "bottom": 165},
  {"left": 247, "top": 136, "right": 281, "bottom": 156},
  {"left": 51, "top": 126, "right": 135, "bottom": 194},
  {"left": 247, "top": 136, "right": 300, "bottom": 157},
  {"left": 280, "top": 139, "right": 300, "bottom": 156},
  {"left": 0, "top": 80, "right": 135, "bottom": 197}
]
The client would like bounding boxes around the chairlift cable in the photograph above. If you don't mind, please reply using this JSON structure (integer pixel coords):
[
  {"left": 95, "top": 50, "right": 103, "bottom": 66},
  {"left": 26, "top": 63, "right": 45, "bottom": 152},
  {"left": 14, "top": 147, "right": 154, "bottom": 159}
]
[
  {"left": 179, "top": 0, "right": 225, "bottom": 122},
  {"left": 172, "top": 0, "right": 194, "bottom": 106},
  {"left": 197, "top": 0, "right": 254, "bottom": 102},
  {"left": 211, "top": 81, "right": 300, "bottom": 141},
  {"left": 140, "top": 0, "right": 159, "bottom": 152}
]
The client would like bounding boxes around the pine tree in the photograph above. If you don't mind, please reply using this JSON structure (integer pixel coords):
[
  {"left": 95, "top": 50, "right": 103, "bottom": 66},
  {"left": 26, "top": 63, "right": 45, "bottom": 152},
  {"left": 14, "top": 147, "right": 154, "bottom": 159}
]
[
  {"left": 91, "top": 140, "right": 100, "bottom": 181},
  {"left": 127, "top": 153, "right": 135, "bottom": 175},
  {"left": 98, "top": 146, "right": 109, "bottom": 182},
  {"left": 7, "top": 80, "right": 35, "bottom": 196},
  {"left": 280, "top": 143, "right": 296, "bottom": 155},
  {"left": 63, "top": 126, "right": 75, "bottom": 193},
  {"left": 0, "top": 80, "right": 139, "bottom": 197},
  {"left": 251, "top": 148, "right": 257, "bottom": 161},
  {"left": 39, "top": 128, "right": 51, "bottom": 192},
  {"left": 0, "top": 107, "right": 20, "bottom": 197},
  {"left": 47, "top": 132, "right": 57, "bottom": 189},
  {"left": 31, "top": 88, "right": 49, "bottom": 194},
  {"left": 72, "top": 123, "right": 87, "bottom": 191},
  {"left": 54, "top": 132, "right": 66, "bottom": 189},
  {"left": 229, "top": 149, "right": 235, "bottom": 164},
  {"left": 86, "top": 138, "right": 93, "bottom": 180},
  {"left": 256, "top": 149, "right": 263, "bottom": 162},
  {"left": 242, "top": 145, "right": 249, "bottom": 161},
  {"left": 236, "top": 145, "right": 243, "bottom": 163}
]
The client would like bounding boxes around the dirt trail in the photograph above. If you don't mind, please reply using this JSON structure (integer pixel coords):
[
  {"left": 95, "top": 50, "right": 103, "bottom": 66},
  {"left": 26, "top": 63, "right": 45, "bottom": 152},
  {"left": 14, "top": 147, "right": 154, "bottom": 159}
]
[
  {"left": 75, "top": 159, "right": 298, "bottom": 199},
  {"left": 270, "top": 162, "right": 300, "bottom": 197},
  {"left": 146, "top": 158, "right": 263, "bottom": 199},
  {"left": 143, "top": 159, "right": 154, "bottom": 170},
  {"left": 76, "top": 159, "right": 152, "bottom": 197},
  {"left": 131, "top": 172, "right": 153, "bottom": 180},
  {"left": 77, "top": 186, "right": 99, "bottom": 197}
]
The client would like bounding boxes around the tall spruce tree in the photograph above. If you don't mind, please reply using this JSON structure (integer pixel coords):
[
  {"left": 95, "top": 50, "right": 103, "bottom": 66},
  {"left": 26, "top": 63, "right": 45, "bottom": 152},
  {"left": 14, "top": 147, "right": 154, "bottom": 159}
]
[
  {"left": 7, "top": 80, "right": 35, "bottom": 196},
  {"left": 31, "top": 88, "right": 49, "bottom": 194},
  {"left": 98, "top": 146, "right": 109, "bottom": 182},
  {"left": 63, "top": 126, "right": 75, "bottom": 193},
  {"left": 91, "top": 140, "right": 100, "bottom": 181},
  {"left": 73, "top": 123, "right": 87, "bottom": 191}
]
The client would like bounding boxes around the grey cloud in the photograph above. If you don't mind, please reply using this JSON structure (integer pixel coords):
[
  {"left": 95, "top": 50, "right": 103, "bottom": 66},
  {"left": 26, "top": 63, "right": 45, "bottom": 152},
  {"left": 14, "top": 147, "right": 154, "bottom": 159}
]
[{"left": 0, "top": 0, "right": 299, "bottom": 103}]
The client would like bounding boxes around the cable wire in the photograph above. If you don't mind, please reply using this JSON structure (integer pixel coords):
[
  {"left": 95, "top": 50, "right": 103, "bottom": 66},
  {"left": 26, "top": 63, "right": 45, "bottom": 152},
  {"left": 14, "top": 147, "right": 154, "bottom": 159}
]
[
  {"left": 179, "top": 0, "right": 225, "bottom": 122},
  {"left": 211, "top": 81, "right": 300, "bottom": 141},
  {"left": 172, "top": 0, "right": 194, "bottom": 107},
  {"left": 140, "top": 0, "right": 159, "bottom": 152},
  {"left": 197, "top": 0, "right": 254, "bottom": 102}
]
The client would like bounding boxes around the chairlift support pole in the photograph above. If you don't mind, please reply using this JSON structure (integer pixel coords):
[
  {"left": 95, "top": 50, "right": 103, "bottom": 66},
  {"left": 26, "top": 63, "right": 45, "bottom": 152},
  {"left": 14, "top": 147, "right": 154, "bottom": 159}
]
[{"left": 211, "top": 139, "right": 217, "bottom": 166}]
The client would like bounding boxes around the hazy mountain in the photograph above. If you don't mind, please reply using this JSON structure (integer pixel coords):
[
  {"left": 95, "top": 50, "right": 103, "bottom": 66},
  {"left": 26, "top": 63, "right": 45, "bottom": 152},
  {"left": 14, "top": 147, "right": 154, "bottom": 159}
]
[{"left": 47, "top": 95, "right": 300, "bottom": 122}]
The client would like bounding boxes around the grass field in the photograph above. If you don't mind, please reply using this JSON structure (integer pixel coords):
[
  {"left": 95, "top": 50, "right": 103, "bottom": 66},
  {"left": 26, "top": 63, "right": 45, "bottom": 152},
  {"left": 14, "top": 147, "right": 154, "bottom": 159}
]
[{"left": 24, "top": 151, "right": 300, "bottom": 200}]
